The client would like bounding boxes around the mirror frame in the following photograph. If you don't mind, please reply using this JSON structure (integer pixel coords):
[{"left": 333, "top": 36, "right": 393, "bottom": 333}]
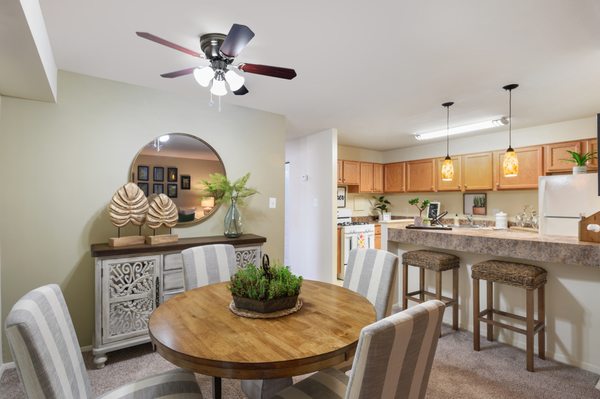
[{"left": 129, "top": 133, "right": 227, "bottom": 226}]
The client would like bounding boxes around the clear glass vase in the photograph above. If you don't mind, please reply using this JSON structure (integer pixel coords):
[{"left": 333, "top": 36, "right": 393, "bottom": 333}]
[{"left": 224, "top": 198, "right": 243, "bottom": 238}]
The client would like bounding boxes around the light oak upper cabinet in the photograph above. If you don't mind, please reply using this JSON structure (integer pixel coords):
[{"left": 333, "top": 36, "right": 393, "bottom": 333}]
[
  {"left": 341, "top": 160, "right": 360, "bottom": 185},
  {"left": 544, "top": 140, "right": 582, "bottom": 174},
  {"left": 435, "top": 156, "right": 462, "bottom": 191},
  {"left": 406, "top": 159, "right": 436, "bottom": 192},
  {"left": 373, "top": 163, "right": 384, "bottom": 192},
  {"left": 462, "top": 153, "right": 493, "bottom": 191},
  {"left": 494, "top": 146, "right": 543, "bottom": 190},
  {"left": 359, "top": 162, "right": 374, "bottom": 193},
  {"left": 384, "top": 162, "right": 405, "bottom": 193},
  {"left": 337, "top": 160, "right": 343, "bottom": 184},
  {"left": 585, "top": 139, "right": 598, "bottom": 170}
]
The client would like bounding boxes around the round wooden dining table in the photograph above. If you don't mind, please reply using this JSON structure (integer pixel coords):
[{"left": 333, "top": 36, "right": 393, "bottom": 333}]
[{"left": 149, "top": 280, "right": 376, "bottom": 399}]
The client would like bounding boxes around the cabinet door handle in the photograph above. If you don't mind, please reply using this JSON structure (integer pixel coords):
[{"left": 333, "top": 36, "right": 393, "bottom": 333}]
[
  {"left": 457, "top": 185, "right": 461, "bottom": 190},
  {"left": 155, "top": 276, "right": 160, "bottom": 308}
]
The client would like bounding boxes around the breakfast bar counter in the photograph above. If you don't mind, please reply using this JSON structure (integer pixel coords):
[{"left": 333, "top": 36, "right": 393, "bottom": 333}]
[
  {"left": 386, "top": 227, "right": 600, "bottom": 267},
  {"left": 385, "top": 225, "right": 600, "bottom": 375}
]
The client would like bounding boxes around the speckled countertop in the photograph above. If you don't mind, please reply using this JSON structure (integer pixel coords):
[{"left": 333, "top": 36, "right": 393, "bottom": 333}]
[{"left": 387, "top": 227, "right": 600, "bottom": 268}]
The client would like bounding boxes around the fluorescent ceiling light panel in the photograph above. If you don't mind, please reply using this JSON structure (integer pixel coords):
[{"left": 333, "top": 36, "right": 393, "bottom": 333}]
[{"left": 415, "top": 117, "right": 508, "bottom": 141}]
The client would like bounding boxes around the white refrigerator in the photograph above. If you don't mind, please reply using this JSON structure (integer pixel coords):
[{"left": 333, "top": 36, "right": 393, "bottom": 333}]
[{"left": 538, "top": 173, "right": 600, "bottom": 237}]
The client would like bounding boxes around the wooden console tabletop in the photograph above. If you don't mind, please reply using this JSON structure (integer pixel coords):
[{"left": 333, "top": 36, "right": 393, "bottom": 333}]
[{"left": 91, "top": 234, "right": 266, "bottom": 257}]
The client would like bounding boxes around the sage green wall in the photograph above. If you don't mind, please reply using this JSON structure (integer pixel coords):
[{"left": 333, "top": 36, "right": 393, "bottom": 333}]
[{"left": 0, "top": 71, "right": 286, "bottom": 361}]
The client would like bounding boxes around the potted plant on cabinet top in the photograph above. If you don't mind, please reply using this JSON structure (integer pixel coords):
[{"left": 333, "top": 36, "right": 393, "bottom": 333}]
[
  {"left": 562, "top": 150, "right": 597, "bottom": 174},
  {"left": 201, "top": 172, "right": 258, "bottom": 238},
  {"left": 372, "top": 195, "right": 392, "bottom": 222},
  {"left": 229, "top": 256, "right": 303, "bottom": 314},
  {"left": 408, "top": 198, "right": 430, "bottom": 226}
]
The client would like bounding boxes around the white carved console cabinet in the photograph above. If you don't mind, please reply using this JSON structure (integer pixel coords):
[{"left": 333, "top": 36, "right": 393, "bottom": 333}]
[{"left": 90, "top": 234, "right": 266, "bottom": 368}]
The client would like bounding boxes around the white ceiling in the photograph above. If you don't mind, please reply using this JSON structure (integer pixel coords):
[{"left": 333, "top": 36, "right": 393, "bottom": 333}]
[{"left": 36, "top": 0, "right": 600, "bottom": 150}]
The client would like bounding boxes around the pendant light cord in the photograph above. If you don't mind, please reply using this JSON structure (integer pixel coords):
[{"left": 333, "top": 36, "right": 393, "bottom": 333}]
[
  {"left": 446, "top": 105, "right": 450, "bottom": 157},
  {"left": 508, "top": 88, "right": 512, "bottom": 149}
]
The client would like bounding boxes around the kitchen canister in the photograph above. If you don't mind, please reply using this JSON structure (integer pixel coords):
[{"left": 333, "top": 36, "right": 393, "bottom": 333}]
[{"left": 495, "top": 212, "right": 508, "bottom": 229}]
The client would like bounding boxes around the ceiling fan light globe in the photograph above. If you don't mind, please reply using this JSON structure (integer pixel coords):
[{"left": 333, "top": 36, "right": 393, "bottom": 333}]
[
  {"left": 210, "top": 79, "right": 228, "bottom": 96},
  {"left": 194, "top": 67, "right": 214, "bottom": 87},
  {"left": 225, "top": 70, "right": 245, "bottom": 91}
]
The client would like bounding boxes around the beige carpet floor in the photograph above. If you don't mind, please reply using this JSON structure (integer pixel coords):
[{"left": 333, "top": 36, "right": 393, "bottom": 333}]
[{"left": 2, "top": 326, "right": 600, "bottom": 398}]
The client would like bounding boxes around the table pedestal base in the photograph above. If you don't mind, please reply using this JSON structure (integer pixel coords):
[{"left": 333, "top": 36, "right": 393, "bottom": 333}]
[
  {"left": 212, "top": 377, "right": 221, "bottom": 399},
  {"left": 241, "top": 377, "right": 294, "bottom": 399}
]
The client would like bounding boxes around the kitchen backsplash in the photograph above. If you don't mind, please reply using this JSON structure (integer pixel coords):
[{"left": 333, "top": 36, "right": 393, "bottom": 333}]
[{"left": 344, "top": 190, "right": 539, "bottom": 221}]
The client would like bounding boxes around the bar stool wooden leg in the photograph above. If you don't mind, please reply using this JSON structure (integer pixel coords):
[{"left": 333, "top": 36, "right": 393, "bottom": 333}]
[
  {"left": 419, "top": 268, "right": 425, "bottom": 302},
  {"left": 526, "top": 288, "right": 535, "bottom": 372},
  {"left": 452, "top": 268, "right": 459, "bottom": 330},
  {"left": 538, "top": 285, "right": 546, "bottom": 360},
  {"left": 402, "top": 263, "right": 408, "bottom": 311},
  {"left": 473, "top": 278, "right": 480, "bottom": 351},
  {"left": 486, "top": 281, "right": 494, "bottom": 341}
]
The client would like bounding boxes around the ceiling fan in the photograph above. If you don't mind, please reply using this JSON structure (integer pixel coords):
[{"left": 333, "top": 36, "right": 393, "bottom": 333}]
[{"left": 136, "top": 24, "right": 297, "bottom": 98}]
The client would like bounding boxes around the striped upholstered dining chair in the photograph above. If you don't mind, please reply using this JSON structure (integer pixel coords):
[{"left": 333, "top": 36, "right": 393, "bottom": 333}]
[
  {"left": 344, "top": 248, "right": 399, "bottom": 321},
  {"left": 272, "top": 300, "right": 446, "bottom": 399},
  {"left": 5, "top": 284, "right": 202, "bottom": 399},
  {"left": 181, "top": 244, "right": 237, "bottom": 289}
]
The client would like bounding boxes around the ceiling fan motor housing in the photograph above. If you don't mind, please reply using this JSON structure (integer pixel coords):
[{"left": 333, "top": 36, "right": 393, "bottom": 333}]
[{"left": 200, "top": 33, "right": 228, "bottom": 60}]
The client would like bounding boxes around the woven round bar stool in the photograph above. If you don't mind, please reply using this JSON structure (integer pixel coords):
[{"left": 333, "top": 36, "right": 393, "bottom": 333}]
[
  {"left": 471, "top": 260, "right": 547, "bottom": 372},
  {"left": 402, "top": 250, "right": 460, "bottom": 331}
]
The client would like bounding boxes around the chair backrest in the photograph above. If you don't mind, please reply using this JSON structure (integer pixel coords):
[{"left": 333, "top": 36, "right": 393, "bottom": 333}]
[
  {"left": 345, "top": 300, "right": 445, "bottom": 399},
  {"left": 344, "top": 248, "right": 399, "bottom": 320},
  {"left": 5, "top": 284, "right": 92, "bottom": 399},
  {"left": 181, "top": 244, "right": 237, "bottom": 289}
]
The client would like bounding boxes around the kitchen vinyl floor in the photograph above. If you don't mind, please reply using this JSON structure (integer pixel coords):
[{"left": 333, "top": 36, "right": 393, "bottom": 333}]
[{"left": 1, "top": 325, "right": 599, "bottom": 398}]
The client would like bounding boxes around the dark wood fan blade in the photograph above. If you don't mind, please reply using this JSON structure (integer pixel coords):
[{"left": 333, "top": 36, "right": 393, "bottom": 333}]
[
  {"left": 219, "top": 24, "right": 255, "bottom": 58},
  {"left": 136, "top": 32, "right": 204, "bottom": 58},
  {"left": 238, "top": 63, "right": 297, "bottom": 80},
  {"left": 160, "top": 67, "right": 196, "bottom": 78},
  {"left": 233, "top": 85, "right": 249, "bottom": 95}
]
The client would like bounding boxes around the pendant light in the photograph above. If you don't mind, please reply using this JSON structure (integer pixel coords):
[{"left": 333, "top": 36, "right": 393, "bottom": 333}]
[
  {"left": 441, "top": 101, "right": 455, "bottom": 181},
  {"left": 502, "top": 84, "right": 519, "bottom": 177}
]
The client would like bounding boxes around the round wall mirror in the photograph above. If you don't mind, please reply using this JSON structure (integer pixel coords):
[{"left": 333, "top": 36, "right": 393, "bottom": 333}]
[{"left": 130, "top": 133, "right": 226, "bottom": 225}]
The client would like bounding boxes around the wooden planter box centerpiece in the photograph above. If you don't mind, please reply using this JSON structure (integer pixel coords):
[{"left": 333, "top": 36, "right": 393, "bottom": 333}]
[{"left": 229, "top": 256, "right": 303, "bottom": 315}]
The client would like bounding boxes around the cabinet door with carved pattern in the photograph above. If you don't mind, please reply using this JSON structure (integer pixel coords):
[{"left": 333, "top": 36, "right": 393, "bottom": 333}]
[{"left": 101, "top": 255, "right": 160, "bottom": 344}]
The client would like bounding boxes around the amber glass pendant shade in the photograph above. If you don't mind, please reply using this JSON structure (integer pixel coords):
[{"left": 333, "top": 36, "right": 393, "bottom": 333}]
[
  {"left": 503, "top": 147, "right": 519, "bottom": 177},
  {"left": 441, "top": 156, "right": 454, "bottom": 181}
]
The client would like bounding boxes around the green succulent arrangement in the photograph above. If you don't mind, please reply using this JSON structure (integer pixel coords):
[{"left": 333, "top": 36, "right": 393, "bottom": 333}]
[
  {"left": 408, "top": 197, "right": 430, "bottom": 217},
  {"left": 473, "top": 196, "right": 486, "bottom": 208},
  {"left": 562, "top": 150, "right": 597, "bottom": 167},
  {"left": 201, "top": 172, "right": 258, "bottom": 205},
  {"left": 229, "top": 263, "right": 303, "bottom": 301}
]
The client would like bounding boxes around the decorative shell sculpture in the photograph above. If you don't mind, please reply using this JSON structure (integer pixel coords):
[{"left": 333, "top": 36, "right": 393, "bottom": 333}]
[
  {"left": 109, "top": 183, "right": 149, "bottom": 227},
  {"left": 146, "top": 194, "right": 178, "bottom": 229}
]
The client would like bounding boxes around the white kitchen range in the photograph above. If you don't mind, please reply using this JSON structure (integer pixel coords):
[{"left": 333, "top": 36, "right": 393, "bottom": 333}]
[{"left": 337, "top": 208, "right": 375, "bottom": 279}]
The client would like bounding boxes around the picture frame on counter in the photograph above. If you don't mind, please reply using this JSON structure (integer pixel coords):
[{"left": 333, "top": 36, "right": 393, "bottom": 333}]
[
  {"left": 337, "top": 187, "right": 347, "bottom": 208},
  {"left": 427, "top": 201, "right": 441, "bottom": 219}
]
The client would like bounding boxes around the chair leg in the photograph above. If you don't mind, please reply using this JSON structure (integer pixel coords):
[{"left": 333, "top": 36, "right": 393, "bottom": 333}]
[
  {"left": 452, "top": 268, "right": 459, "bottom": 330},
  {"left": 526, "top": 288, "right": 535, "bottom": 372},
  {"left": 436, "top": 271, "right": 442, "bottom": 337},
  {"left": 473, "top": 278, "right": 480, "bottom": 351},
  {"left": 419, "top": 268, "right": 425, "bottom": 303},
  {"left": 486, "top": 281, "right": 494, "bottom": 342},
  {"left": 402, "top": 263, "right": 408, "bottom": 311},
  {"left": 538, "top": 285, "right": 546, "bottom": 360}
]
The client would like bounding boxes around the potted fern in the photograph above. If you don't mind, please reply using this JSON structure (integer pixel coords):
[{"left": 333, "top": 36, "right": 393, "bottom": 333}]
[
  {"left": 562, "top": 150, "right": 597, "bottom": 174},
  {"left": 229, "top": 256, "right": 303, "bottom": 314}
]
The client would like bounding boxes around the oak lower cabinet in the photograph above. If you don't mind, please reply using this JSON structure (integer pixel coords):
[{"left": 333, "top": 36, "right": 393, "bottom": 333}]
[
  {"left": 384, "top": 162, "right": 406, "bottom": 192},
  {"left": 462, "top": 152, "right": 493, "bottom": 191},
  {"left": 435, "top": 156, "right": 462, "bottom": 191},
  {"left": 374, "top": 224, "right": 382, "bottom": 249},
  {"left": 91, "top": 234, "right": 266, "bottom": 368},
  {"left": 494, "top": 146, "right": 543, "bottom": 190},
  {"left": 406, "top": 159, "right": 436, "bottom": 192}
]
